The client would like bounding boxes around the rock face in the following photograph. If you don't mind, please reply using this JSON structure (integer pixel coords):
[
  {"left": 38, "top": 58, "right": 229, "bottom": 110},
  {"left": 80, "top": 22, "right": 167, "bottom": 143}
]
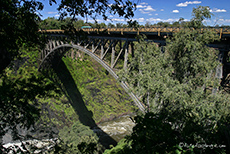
[
  {"left": 95, "top": 115, "right": 136, "bottom": 142},
  {"left": 3, "top": 139, "right": 58, "bottom": 153},
  {"left": 2, "top": 124, "right": 58, "bottom": 144},
  {"left": 2, "top": 133, "right": 12, "bottom": 144}
]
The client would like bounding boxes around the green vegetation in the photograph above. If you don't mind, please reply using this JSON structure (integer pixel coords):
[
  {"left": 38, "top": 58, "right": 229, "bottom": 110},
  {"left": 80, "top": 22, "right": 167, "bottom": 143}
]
[
  {"left": 62, "top": 53, "right": 136, "bottom": 123},
  {"left": 0, "top": 45, "right": 136, "bottom": 153},
  {"left": 1, "top": 0, "right": 136, "bottom": 152},
  {"left": 33, "top": 52, "right": 136, "bottom": 129},
  {"left": 0, "top": 46, "right": 61, "bottom": 153},
  {"left": 34, "top": 52, "right": 136, "bottom": 153},
  {"left": 0, "top": 0, "right": 43, "bottom": 73},
  {"left": 39, "top": 17, "right": 86, "bottom": 30},
  {"left": 1, "top": 0, "right": 230, "bottom": 153},
  {"left": 58, "top": 121, "right": 102, "bottom": 153},
  {"left": 103, "top": 138, "right": 132, "bottom": 154},
  {"left": 106, "top": 6, "right": 230, "bottom": 154}
]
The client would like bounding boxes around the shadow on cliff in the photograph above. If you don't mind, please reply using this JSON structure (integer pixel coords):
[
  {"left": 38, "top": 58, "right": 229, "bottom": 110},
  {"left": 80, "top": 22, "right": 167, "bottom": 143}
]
[{"left": 50, "top": 57, "right": 117, "bottom": 149}]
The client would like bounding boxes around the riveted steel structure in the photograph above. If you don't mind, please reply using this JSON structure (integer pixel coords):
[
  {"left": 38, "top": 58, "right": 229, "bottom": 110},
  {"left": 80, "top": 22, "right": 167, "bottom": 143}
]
[
  {"left": 38, "top": 27, "right": 230, "bottom": 113},
  {"left": 38, "top": 35, "right": 147, "bottom": 113}
]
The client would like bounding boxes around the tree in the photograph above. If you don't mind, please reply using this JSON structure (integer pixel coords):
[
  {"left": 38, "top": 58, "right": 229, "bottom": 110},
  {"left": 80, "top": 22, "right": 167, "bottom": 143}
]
[
  {"left": 172, "top": 21, "right": 180, "bottom": 27},
  {"left": 0, "top": 0, "right": 43, "bottom": 73},
  {"left": 116, "top": 6, "right": 230, "bottom": 153},
  {"left": 57, "top": 121, "right": 102, "bottom": 153},
  {"left": 189, "top": 6, "right": 212, "bottom": 29},
  {"left": 74, "top": 19, "right": 85, "bottom": 29},
  {"left": 145, "top": 21, "right": 151, "bottom": 28},
  {"left": 98, "top": 22, "right": 107, "bottom": 28},
  {"left": 156, "top": 21, "right": 171, "bottom": 27},
  {"left": 39, "top": 17, "right": 61, "bottom": 30},
  {"left": 0, "top": 0, "right": 136, "bottom": 73},
  {"left": 116, "top": 23, "right": 124, "bottom": 28},
  {"left": 1, "top": 0, "right": 137, "bottom": 152},
  {"left": 0, "top": 46, "right": 61, "bottom": 153},
  {"left": 107, "top": 23, "right": 116, "bottom": 28}
]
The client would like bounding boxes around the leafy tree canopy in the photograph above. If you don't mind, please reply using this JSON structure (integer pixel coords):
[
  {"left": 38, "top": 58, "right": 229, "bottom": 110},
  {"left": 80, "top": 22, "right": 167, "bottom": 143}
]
[
  {"left": 1, "top": 0, "right": 137, "bottom": 152},
  {"left": 0, "top": 0, "right": 136, "bottom": 73},
  {"left": 114, "top": 6, "right": 230, "bottom": 153},
  {"left": 0, "top": 46, "right": 61, "bottom": 153}
]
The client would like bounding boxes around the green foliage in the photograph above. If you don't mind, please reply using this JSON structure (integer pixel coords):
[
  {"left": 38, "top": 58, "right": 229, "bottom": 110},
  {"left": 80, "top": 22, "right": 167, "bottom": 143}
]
[
  {"left": 126, "top": 112, "right": 184, "bottom": 154},
  {"left": 74, "top": 19, "right": 85, "bottom": 29},
  {"left": 58, "top": 121, "right": 102, "bottom": 153},
  {"left": 166, "top": 28, "right": 219, "bottom": 84},
  {"left": 189, "top": 6, "right": 212, "bottom": 29},
  {"left": 119, "top": 36, "right": 171, "bottom": 106},
  {"left": 37, "top": 96, "right": 79, "bottom": 131},
  {"left": 124, "top": 107, "right": 230, "bottom": 153},
  {"left": 108, "top": 23, "right": 116, "bottom": 28},
  {"left": 0, "top": 46, "right": 61, "bottom": 152},
  {"left": 56, "top": 0, "right": 135, "bottom": 21},
  {"left": 20, "top": 51, "right": 136, "bottom": 152},
  {"left": 39, "top": 17, "right": 62, "bottom": 30},
  {"left": 62, "top": 54, "right": 136, "bottom": 123},
  {"left": 103, "top": 138, "right": 132, "bottom": 154},
  {"left": 1, "top": 0, "right": 136, "bottom": 72},
  {"left": 1, "top": 0, "right": 137, "bottom": 152},
  {"left": 0, "top": 0, "right": 43, "bottom": 72},
  {"left": 116, "top": 6, "right": 230, "bottom": 154}
]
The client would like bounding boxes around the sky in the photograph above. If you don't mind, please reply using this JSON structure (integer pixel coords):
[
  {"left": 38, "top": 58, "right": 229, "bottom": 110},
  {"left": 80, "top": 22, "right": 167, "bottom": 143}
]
[{"left": 39, "top": 0, "right": 230, "bottom": 26}]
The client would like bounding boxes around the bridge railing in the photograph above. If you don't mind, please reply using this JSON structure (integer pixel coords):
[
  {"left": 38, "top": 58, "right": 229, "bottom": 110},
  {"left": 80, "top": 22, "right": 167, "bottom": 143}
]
[{"left": 39, "top": 27, "right": 230, "bottom": 38}]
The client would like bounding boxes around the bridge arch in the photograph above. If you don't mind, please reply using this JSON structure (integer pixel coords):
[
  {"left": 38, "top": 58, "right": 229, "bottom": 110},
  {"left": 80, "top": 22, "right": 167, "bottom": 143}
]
[{"left": 39, "top": 41, "right": 146, "bottom": 113}]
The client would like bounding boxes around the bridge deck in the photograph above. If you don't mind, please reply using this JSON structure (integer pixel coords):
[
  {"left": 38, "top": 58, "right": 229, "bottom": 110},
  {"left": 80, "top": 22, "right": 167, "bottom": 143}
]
[{"left": 39, "top": 27, "right": 230, "bottom": 38}]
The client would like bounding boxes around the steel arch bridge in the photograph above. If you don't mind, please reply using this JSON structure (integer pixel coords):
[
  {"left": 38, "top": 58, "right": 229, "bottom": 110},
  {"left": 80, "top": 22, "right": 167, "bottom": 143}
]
[
  {"left": 38, "top": 36, "right": 147, "bottom": 113},
  {"left": 38, "top": 27, "right": 230, "bottom": 113}
]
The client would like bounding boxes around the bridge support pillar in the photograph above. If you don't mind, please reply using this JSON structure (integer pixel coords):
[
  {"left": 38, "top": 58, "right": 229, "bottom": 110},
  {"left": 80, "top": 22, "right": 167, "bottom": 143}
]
[
  {"left": 124, "top": 42, "right": 128, "bottom": 70},
  {"left": 111, "top": 45, "right": 115, "bottom": 68},
  {"left": 92, "top": 40, "right": 95, "bottom": 52},
  {"left": 101, "top": 40, "right": 104, "bottom": 59}
]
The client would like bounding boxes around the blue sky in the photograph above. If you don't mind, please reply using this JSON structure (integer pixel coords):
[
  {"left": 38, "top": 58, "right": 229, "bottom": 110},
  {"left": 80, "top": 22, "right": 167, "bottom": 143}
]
[{"left": 39, "top": 0, "right": 230, "bottom": 26}]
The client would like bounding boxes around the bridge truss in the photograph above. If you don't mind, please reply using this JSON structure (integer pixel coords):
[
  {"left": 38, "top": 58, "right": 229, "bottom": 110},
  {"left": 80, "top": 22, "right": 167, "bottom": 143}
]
[
  {"left": 38, "top": 36, "right": 147, "bottom": 113},
  {"left": 38, "top": 28, "right": 230, "bottom": 113}
]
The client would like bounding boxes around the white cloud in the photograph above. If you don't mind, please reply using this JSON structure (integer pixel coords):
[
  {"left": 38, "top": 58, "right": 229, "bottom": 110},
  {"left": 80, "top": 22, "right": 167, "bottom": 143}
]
[
  {"left": 172, "top": 10, "right": 179, "bottom": 13},
  {"left": 210, "top": 8, "right": 227, "bottom": 13},
  {"left": 138, "top": 18, "right": 145, "bottom": 22},
  {"left": 140, "top": 2, "right": 148, "bottom": 5},
  {"left": 176, "top": 1, "right": 201, "bottom": 7},
  {"left": 219, "top": 19, "right": 224, "bottom": 22},
  {"left": 146, "top": 18, "right": 189, "bottom": 23},
  {"left": 155, "top": 14, "right": 158, "bottom": 16},
  {"left": 214, "top": 19, "right": 230, "bottom": 23},
  {"left": 136, "top": 5, "right": 146, "bottom": 9},
  {"left": 160, "top": 9, "right": 164, "bottom": 11},
  {"left": 149, "top": 14, "right": 153, "bottom": 16},
  {"left": 132, "top": 18, "right": 146, "bottom": 23},
  {"left": 204, "top": 18, "right": 230, "bottom": 25},
  {"left": 139, "top": 9, "right": 150, "bottom": 14},
  {"left": 85, "top": 18, "right": 104, "bottom": 23},
  {"left": 144, "top": 6, "right": 156, "bottom": 11},
  {"left": 112, "top": 18, "right": 125, "bottom": 22},
  {"left": 55, "top": 14, "right": 60, "bottom": 17},
  {"left": 48, "top": 12, "right": 58, "bottom": 14},
  {"left": 146, "top": 18, "right": 161, "bottom": 22}
]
